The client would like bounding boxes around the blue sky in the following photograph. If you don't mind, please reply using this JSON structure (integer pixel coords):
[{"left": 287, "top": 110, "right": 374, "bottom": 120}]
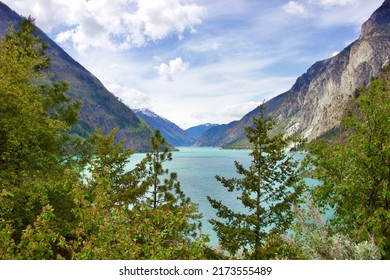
[{"left": 3, "top": 0, "right": 384, "bottom": 128}]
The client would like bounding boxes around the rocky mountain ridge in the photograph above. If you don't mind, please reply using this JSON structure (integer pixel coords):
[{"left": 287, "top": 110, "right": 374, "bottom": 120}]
[{"left": 195, "top": 0, "right": 390, "bottom": 148}]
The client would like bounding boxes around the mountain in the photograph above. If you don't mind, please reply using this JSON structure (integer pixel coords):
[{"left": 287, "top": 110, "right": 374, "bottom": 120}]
[
  {"left": 185, "top": 123, "right": 219, "bottom": 140},
  {"left": 192, "top": 121, "right": 239, "bottom": 147},
  {"left": 0, "top": 2, "right": 153, "bottom": 152},
  {"left": 134, "top": 109, "right": 195, "bottom": 147},
  {"left": 207, "top": 0, "right": 390, "bottom": 148}
]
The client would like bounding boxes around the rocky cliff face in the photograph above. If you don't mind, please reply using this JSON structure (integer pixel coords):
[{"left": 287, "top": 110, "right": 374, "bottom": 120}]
[
  {"left": 209, "top": 0, "right": 390, "bottom": 148},
  {"left": 285, "top": 0, "right": 389, "bottom": 141}
]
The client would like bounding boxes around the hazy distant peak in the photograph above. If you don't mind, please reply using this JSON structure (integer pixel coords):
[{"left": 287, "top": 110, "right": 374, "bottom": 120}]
[
  {"left": 134, "top": 108, "right": 195, "bottom": 147},
  {"left": 134, "top": 108, "right": 158, "bottom": 118}
]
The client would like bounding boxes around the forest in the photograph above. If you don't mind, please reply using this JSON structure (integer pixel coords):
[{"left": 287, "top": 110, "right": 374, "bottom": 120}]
[{"left": 0, "top": 18, "right": 389, "bottom": 260}]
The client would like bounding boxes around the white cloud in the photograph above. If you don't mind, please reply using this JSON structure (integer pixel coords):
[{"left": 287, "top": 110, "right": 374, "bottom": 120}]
[
  {"left": 309, "top": 0, "right": 357, "bottom": 8},
  {"left": 309, "top": 0, "right": 382, "bottom": 27},
  {"left": 186, "top": 40, "right": 221, "bottom": 53},
  {"left": 155, "top": 57, "right": 189, "bottom": 81},
  {"left": 3, "top": 0, "right": 206, "bottom": 52},
  {"left": 108, "top": 84, "right": 151, "bottom": 109},
  {"left": 130, "top": 0, "right": 206, "bottom": 42},
  {"left": 282, "top": 1, "right": 308, "bottom": 16},
  {"left": 224, "top": 101, "right": 261, "bottom": 119},
  {"left": 280, "top": 0, "right": 382, "bottom": 27}
]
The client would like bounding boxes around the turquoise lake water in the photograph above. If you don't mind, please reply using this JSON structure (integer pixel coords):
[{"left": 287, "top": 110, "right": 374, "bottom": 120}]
[{"left": 127, "top": 146, "right": 308, "bottom": 246}]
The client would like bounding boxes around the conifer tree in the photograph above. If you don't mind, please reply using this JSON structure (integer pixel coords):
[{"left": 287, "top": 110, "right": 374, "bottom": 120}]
[
  {"left": 86, "top": 128, "right": 148, "bottom": 207},
  {"left": 140, "top": 130, "right": 190, "bottom": 209},
  {"left": 207, "top": 106, "right": 304, "bottom": 259},
  {"left": 135, "top": 130, "right": 202, "bottom": 240}
]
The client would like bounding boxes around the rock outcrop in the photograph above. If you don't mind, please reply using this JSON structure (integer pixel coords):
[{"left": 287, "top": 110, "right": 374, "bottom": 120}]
[{"left": 203, "top": 0, "right": 390, "bottom": 148}]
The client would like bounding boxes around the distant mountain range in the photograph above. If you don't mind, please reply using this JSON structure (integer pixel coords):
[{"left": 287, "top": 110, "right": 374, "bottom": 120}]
[
  {"left": 195, "top": 0, "right": 390, "bottom": 148},
  {"left": 134, "top": 109, "right": 195, "bottom": 147},
  {"left": 0, "top": 2, "right": 153, "bottom": 152},
  {"left": 185, "top": 123, "right": 219, "bottom": 140},
  {"left": 192, "top": 121, "right": 238, "bottom": 147}
]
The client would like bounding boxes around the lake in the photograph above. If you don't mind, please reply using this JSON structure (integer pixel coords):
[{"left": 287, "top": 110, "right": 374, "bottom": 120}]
[{"left": 127, "top": 146, "right": 308, "bottom": 246}]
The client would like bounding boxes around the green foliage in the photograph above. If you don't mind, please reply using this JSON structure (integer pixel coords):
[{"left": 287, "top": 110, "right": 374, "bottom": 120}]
[
  {"left": 0, "top": 204, "right": 68, "bottom": 260},
  {"left": 290, "top": 201, "right": 379, "bottom": 260},
  {"left": 207, "top": 106, "right": 305, "bottom": 259},
  {"left": 253, "top": 233, "right": 306, "bottom": 260},
  {"left": 16, "top": 205, "right": 67, "bottom": 260},
  {"left": 0, "top": 218, "right": 16, "bottom": 259},
  {"left": 0, "top": 17, "right": 80, "bottom": 171},
  {"left": 70, "top": 186, "right": 207, "bottom": 260},
  {"left": 135, "top": 130, "right": 203, "bottom": 240},
  {"left": 307, "top": 70, "right": 390, "bottom": 258},
  {"left": 0, "top": 128, "right": 210, "bottom": 260},
  {"left": 0, "top": 17, "right": 81, "bottom": 239},
  {"left": 86, "top": 128, "right": 147, "bottom": 207},
  {"left": 0, "top": 18, "right": 209, "bottom": 260},
  {"left": 140, "top": 130, "right": 190, "bottom": 209},
  {"left": 67, "top": 130, "right": 208, "bottom": 259}
]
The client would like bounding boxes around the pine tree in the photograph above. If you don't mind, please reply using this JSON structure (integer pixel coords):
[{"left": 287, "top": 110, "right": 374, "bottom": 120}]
[
  {"left": 86, "top": 128, "right": 148, "bottom": 207},
  {"left": 135, "top": 130, "right": 203, "bottom": 240},
  {"left": 140, "top": 130, "right": 190, "bottom": 209},
  {"left": 207, "top": 106, "right": 304, "bottom": 259}
]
